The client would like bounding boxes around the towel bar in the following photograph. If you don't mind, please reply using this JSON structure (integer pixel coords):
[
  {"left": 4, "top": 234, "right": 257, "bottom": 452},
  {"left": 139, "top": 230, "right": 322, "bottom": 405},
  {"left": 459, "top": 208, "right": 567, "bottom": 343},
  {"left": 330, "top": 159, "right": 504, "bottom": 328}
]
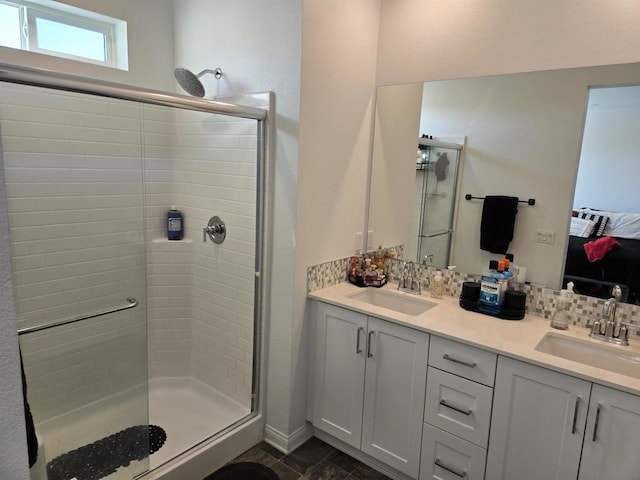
[
  {"left": 465, "top": 194, "right": 535, "bottom": 206},
  {"left": 17, "top": 297, "right": 138, "bottom": 336}
]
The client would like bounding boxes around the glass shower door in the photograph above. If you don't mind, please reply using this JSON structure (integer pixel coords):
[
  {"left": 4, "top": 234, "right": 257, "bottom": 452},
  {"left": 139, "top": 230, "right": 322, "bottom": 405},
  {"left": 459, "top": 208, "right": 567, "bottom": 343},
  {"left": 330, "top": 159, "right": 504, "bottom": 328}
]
[
  {"left": 415, "top": 139, "right": 463, "bottom": 268},
  {"left": 0, "top": 82, "right": 151, "bottom": 480}
]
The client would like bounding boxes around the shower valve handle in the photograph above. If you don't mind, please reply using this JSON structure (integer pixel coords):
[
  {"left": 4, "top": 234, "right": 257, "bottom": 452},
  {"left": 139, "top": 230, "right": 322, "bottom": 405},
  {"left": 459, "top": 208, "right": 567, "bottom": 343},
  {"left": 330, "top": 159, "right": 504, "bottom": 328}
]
[{"left": 203, "top": 216, "right": 226, "bottom": 244}]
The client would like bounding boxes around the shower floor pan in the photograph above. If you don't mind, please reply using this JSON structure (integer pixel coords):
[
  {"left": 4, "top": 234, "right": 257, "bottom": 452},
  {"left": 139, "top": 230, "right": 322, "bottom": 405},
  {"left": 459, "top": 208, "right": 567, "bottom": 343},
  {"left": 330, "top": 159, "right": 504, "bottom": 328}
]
[{"left": 36, "top": 377, "right": 250, "bottom": 480}]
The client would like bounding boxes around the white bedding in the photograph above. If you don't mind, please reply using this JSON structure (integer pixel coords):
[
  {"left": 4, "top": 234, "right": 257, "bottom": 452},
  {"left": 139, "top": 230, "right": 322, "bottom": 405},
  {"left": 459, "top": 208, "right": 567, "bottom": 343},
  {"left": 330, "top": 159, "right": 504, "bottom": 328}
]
[{"left": 579, "top": 208, "right": 640, "bottom": 239}]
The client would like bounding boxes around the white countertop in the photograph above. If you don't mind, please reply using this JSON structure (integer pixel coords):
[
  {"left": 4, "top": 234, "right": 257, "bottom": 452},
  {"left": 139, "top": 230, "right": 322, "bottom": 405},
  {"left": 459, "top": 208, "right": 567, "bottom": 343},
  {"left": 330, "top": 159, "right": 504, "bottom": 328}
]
[{"left": 308, "top": 282, "right": 640, "bottom": 396}]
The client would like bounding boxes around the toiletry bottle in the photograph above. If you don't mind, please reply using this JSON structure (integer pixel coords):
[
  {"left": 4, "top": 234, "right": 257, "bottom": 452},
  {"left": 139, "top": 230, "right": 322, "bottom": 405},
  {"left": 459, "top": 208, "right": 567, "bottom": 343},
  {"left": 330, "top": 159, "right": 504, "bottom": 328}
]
[
  {"left": 167, "top": 206, "right": 183, "bottom": 240},
  {"left": 550, "top": 289, "right": 570, "bottom": 330},
  {"left": 374, "top": 245, "right": 385, "bottom": 273},
  {"left": 479, "top": 260, "right": 502, "bottom": 315},
  {"left": 431, "top": 272, "right": 444, "bottom": 299},
  {"left": 496, "top": 260, "right": 509, "bottom": 303},
  {"left": 502, "top": 258, "right": 514, "bottom": 287},
  {"left": 505, "top": 253, "right": 520, "bottom": 283}
]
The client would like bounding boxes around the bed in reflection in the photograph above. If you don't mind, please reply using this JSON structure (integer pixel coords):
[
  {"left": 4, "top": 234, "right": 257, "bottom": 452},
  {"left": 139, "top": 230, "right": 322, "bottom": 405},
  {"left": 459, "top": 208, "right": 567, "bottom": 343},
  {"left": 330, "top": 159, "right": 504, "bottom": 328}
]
[{"left": 563, "top": 208, "right": 640, "bottom": 304}]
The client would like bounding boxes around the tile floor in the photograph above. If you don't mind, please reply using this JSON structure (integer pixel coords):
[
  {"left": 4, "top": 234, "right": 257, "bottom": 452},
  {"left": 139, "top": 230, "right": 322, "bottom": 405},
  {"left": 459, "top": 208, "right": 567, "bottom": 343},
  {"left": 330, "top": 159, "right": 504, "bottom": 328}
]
[{"left": 202, "top": 436, "right": 393, "bottom": 480}]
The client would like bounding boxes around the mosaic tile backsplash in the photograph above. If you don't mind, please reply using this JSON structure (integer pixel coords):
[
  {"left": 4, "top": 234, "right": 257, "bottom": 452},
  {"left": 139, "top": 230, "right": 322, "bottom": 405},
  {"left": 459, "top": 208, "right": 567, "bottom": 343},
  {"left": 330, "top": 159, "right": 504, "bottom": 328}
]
[{"left": 307, "top": 248, "right": 640, "bottom": 335}]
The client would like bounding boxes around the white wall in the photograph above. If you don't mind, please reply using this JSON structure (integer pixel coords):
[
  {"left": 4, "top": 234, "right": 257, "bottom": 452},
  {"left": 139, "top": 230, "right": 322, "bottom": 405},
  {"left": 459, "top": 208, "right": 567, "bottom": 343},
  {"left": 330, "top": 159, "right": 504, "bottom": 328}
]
[
  {"left": 574, "top": 86, "right": 640, "bottom": 213},
  {"left": 0, "top": 0, "right": 175, "bottom": 91},
  {"left": 368, "top": 83, "right": 422, "bottom": 251},
  {"left": 377, "top": 0, "right": 640, "bottom": 86}
]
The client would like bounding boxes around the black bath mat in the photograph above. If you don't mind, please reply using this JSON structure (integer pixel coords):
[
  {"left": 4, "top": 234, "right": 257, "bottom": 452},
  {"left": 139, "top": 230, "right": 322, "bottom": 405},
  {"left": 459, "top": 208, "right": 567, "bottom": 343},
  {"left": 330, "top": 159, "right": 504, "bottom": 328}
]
[
  {"left": 208, "top": 462, "right": 279, "bottom": 480},
  {"left": 46, "top": 424, "right": 166, "bottom": 480}
]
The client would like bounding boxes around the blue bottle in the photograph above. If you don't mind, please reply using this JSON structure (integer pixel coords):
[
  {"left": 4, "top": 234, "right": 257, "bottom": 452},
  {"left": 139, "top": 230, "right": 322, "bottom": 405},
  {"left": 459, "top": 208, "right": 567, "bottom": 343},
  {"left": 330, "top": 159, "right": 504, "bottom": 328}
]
[
  {"left": 167, "top": 206, "right": 183, "bottom": 240},
  {"left": 479, "top": 260, "right": 503, "bottom": 316}
]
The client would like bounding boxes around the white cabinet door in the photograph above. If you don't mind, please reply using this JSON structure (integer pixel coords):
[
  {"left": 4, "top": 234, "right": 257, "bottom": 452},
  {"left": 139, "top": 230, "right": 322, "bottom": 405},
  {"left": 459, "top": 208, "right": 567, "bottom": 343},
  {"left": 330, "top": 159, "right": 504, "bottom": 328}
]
[
  {"left": 361, "top": 316, "right": 430, "bottom": 478},
  {"left": 312, "top": 303, "right": 367, "bottom": 448},
  {"left": 486, "top": 356, "right": 591, "bottom": 480},
  {"left": 579, "top": 384, "right": 640, "bottom": 480}
]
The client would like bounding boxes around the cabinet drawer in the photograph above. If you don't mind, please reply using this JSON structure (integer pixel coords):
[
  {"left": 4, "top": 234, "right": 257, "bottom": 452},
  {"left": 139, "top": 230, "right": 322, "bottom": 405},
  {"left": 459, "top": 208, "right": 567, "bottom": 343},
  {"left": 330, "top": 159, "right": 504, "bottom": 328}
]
[
  {"left": 429, "top": 335, "right": 497, "bottom": 386},
  {"left": 425, "top": 367, "right": 493, "bottom": 447},
  {"left": 420, "top": 423, "right": 486, "bottom": 480}
]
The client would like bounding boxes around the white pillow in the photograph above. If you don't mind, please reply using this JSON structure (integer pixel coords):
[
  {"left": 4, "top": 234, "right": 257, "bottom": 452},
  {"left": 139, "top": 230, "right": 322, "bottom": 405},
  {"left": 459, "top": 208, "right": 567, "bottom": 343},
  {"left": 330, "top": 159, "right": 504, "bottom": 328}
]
[
  {"left": 570, "top": 217, "right": 596, "bottom": 238},
  {"left": 580, "top": 208, "right": 640, "bottom": 239}
]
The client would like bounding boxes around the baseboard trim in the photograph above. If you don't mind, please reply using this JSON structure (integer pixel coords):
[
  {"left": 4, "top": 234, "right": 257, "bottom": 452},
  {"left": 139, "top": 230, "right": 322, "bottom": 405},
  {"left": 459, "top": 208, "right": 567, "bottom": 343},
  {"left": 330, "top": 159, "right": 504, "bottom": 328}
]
[{"left": 263, "top": 422, "right": 314, "bottom": 454}]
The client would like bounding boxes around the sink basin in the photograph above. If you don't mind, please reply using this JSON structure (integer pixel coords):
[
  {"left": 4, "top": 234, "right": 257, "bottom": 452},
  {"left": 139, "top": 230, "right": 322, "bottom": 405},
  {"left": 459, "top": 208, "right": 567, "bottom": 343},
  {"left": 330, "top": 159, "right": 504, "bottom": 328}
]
[
  {"left": 347, "top": 289, "right": 437, "bottom": 316},
  {"left": 535, "top": 332, "right": 640, "bottom": 379}
]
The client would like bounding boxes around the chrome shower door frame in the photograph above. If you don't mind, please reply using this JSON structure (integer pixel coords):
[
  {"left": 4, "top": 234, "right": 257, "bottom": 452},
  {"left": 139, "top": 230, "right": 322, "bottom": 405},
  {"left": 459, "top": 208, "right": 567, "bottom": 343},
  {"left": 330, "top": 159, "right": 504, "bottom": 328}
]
[{"left": 0, "top": 61, "right": 269, "bottom": 471}]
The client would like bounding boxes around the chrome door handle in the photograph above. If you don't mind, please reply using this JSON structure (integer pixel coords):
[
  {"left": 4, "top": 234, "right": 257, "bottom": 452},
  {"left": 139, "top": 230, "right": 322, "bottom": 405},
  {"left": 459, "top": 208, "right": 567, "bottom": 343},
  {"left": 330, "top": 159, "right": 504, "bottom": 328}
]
[
  {"left": 356, "top": 327, "right": 364, "bottom": 354},
  {"left": 367, "top": 331, "right": 375, "bottom": 358},
  {"left": 439, "top": 398, "right": 472, "bottom": 416},
  {"left": 571, "top": 397, "right": 580, "bottom": 434},
  {"left": 435, "top": 457, "right": 466, "bottom": 478},
  {"left": 442, "top": 353, "right": 477, "bottom": 368},
  {"left": 592, "top": 403, "right": 602, "bottom": 442}
]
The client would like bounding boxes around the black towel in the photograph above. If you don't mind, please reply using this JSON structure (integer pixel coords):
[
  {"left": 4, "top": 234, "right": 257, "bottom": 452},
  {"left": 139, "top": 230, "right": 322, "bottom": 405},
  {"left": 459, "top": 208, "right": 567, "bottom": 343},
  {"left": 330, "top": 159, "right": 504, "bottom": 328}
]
[
  {"left": 480, "top": 196, "right": 519, "bottom": 254},
  {"left": 20, "top": 350, "right": 38, "bottom": 467},
  {"left": 435, "top": 152, "right": 449, "bottom": 181}
]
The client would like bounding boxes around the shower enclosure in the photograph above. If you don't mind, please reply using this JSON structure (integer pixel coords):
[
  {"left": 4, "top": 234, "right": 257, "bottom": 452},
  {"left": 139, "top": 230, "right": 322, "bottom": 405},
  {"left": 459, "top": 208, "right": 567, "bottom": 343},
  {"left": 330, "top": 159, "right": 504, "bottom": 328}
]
[
  {"left": 0, "top": 64, "right": 268, "bottom": 479},
  {"left": 409, "top": 137, "right": 463, "bottom": 268}
]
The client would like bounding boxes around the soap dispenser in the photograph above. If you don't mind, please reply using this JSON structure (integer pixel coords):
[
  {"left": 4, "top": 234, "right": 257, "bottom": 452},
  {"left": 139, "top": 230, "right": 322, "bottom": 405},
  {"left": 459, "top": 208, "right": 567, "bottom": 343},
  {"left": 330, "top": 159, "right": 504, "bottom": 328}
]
[
  {"left": 167, "top": 206, "right": 183, "bottom": 240},
  {"left": 431, "top": 272, "right": 444, "bottom": 299},
  {"left": 550, "top": 289, "right": 570, "bottom": 330}
]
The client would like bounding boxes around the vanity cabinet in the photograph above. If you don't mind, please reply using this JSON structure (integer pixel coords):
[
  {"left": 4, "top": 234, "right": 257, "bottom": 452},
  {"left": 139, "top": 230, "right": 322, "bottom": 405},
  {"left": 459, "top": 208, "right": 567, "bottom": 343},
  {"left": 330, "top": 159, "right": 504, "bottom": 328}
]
[
  {"left": 487, "top": 356, "right": 640, "bottom": 480},
  {"left": 310, "top": 292, "right": 640, "bottom": 480},
  {"left": 312, "top": 302, "right": 429, "bottom": 478},
  {"left": 578, "top": 384, "right": 640, "bottom": 480},
  {"left": 486, "top": 356, "right": 592, "bottom": 480},
  {"left": 420, "top": 336, "right": 496, "bottom": 480}
]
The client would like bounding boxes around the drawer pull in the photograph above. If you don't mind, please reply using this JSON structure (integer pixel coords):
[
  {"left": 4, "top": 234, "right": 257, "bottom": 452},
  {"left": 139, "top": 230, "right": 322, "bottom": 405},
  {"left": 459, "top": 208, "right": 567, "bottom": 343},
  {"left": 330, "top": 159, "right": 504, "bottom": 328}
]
[
  {"left": 571, "top": 396, "right": 580, "bottom": 434},
  {"left": 592, "top": 403, "right": 602, "bottom": 442},
  {"left": 435, "top": 457, "right": 467, "bottom": 478},
  {"left": 443, "top": 353, "right": 477, "bottom": 368},
  {"left": 439, "top": 398, "right": 473, "bottom": 416},
  {"left": 356, "top": 327, "right": 364, "bottom": 354}
]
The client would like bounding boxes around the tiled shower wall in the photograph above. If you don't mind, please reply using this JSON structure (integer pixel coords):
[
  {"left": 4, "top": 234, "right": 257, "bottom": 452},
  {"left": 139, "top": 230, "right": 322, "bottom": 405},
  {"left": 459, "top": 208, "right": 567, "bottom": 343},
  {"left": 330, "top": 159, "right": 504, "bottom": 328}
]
[
  {"left": 1, "top": 85, "right": 148, "bottom": 421},
  {"left": 144, "top": 100, "right": 262, "bottom": 406},
  {"left": 1, "top": 84, "right": 265, "bottom": 421}
]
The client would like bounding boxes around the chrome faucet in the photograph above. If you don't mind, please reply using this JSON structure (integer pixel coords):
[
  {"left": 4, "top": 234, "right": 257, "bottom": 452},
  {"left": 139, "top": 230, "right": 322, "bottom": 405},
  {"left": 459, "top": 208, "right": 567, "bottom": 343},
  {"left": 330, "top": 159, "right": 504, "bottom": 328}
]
[
  {"left": 398, "top": 261, "right": 421, "bottom": 295},
  {"left": 589, "top": 285, "right": 630, "bottom": 345}
]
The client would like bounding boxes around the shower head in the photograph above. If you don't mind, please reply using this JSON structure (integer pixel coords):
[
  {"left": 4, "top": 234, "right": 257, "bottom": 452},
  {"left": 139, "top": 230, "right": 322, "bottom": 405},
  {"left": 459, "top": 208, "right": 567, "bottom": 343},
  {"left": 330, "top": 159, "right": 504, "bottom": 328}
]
[{"left": 174, "top": 67, "right": 222, "bottom": 98}]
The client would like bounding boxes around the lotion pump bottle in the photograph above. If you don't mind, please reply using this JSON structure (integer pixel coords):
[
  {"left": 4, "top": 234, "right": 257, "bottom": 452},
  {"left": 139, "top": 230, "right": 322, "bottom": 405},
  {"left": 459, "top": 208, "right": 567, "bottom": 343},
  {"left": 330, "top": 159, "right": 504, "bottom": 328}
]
[
  {"left": 431, "top": 272, "right": 444, "bottom": 299},
  {"left": 550, "top": 289, "right": 570, "bottom": 330}
]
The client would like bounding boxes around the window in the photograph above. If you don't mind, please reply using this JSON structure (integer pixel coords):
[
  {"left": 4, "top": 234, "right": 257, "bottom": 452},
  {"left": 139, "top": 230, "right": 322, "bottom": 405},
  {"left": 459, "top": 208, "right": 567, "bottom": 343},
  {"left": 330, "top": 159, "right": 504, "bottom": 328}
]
[{"left": 0, "top": 0, "right": 128, "bottom": 70}]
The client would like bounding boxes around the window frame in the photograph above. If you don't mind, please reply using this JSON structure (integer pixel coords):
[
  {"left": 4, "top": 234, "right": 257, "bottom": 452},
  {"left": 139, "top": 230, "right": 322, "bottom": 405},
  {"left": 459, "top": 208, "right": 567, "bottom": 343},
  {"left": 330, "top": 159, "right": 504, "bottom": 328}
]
[{"left": 0, "top": 0, "right": 126, "bottom": 70}]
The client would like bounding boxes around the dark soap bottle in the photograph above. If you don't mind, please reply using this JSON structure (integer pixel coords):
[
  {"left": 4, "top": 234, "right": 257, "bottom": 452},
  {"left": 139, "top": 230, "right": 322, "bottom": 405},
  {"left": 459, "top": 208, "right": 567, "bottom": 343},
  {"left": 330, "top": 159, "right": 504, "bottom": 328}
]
[{"left": 167, "top": 206, "right": 183, "bottom": 240}]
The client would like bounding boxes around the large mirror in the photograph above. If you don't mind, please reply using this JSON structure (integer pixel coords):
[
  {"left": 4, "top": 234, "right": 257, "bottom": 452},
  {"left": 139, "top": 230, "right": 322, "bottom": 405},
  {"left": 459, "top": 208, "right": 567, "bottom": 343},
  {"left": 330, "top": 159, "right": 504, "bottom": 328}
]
[{"left": 367, "top": 62, "right": 640, "bottom": 302}]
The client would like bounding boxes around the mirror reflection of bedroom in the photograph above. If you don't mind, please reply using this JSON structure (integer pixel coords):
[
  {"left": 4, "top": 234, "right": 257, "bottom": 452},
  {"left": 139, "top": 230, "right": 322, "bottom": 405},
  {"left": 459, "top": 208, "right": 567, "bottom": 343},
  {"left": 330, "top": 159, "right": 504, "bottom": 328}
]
[{"left": 565, "top": 84, "right": 640, "bottom": 304}]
